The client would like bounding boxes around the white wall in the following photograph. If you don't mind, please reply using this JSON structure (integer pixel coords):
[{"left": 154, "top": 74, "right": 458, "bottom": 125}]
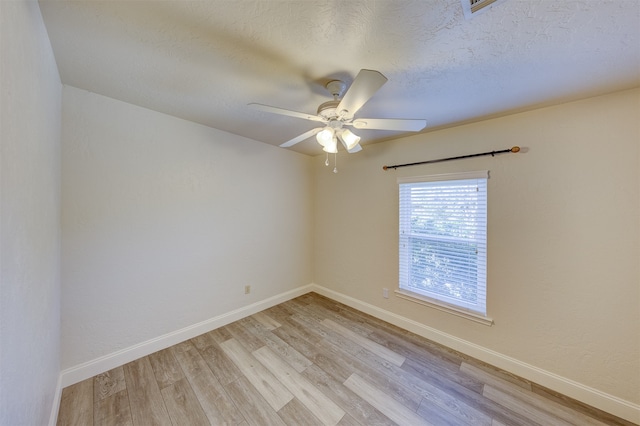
[
  {"left": 61, "top": 86, "right": 313, "bottom": 370},
  {"left": 314, "top": 89, "right": 640, "bottom": 415},
  {"left": 0, "top": 1, "right": 62, "bottom": 425}
]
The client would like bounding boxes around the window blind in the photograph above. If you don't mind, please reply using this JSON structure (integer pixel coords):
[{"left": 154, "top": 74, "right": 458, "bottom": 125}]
[{"left": 399, "top": 171, "right": 488, "bottom": 315}]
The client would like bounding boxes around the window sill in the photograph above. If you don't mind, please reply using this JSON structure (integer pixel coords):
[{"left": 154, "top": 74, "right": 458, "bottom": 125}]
[{"left": 394, "top": 289, "right": 494, "bottom": 326}]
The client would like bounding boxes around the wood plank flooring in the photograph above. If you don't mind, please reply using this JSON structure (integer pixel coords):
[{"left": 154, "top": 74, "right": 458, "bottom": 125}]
[{"left": 56, "top": 293, "right": 635, "bottom": 426}]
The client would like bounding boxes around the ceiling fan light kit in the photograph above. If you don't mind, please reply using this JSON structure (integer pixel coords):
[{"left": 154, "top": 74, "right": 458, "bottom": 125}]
[{"left": 249, "top": 69, "right": 427, "bottom": 172}]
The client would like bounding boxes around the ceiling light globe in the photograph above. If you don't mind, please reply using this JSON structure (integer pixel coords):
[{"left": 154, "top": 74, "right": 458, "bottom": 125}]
[
  {"left": 340, "top": 129, "right": 361, "bottom": 150},
  {"left": 322, "top": 136, "right": 338, "bottom": 154},
  {"left": 316, "top": 128, "right": 334, "bottom": 147}
]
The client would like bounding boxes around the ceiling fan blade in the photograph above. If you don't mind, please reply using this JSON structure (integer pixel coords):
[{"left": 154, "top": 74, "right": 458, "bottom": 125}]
[
  {"left": 347, "top": 143, "right": 362, "bottom": 153},
  {"left": 279, "top": 127, "right": 323, "bottom": 148},
  {"left": 249, "top": 103, "right": 325, "bottom": 122},
  {"left": 352, "top": 118, "right": 426, "bottom": 132},
  {"left": 337, "top": 69, "right": 388, "bottom": 118}
]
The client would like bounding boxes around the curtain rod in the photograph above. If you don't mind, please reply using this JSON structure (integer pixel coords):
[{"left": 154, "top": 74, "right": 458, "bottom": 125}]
[{"left": 383, "top": 146, "right": 520, "bottom": 171}]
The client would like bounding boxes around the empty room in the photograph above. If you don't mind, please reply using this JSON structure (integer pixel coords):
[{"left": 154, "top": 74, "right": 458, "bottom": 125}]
[{"left": 1, "top": 0, "right": 639, "bottom": 425}]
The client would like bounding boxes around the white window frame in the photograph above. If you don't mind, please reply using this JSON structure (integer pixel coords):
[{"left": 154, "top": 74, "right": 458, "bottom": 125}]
[{"left": 397, "top": 171, "right": 493, "bottom": 326}]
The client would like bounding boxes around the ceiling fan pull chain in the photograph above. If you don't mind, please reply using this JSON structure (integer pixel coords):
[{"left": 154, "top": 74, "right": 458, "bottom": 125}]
[
  {"left": 325, "top": 152, "right": 329, "bottom": 166},
  {"left": 333, "top": 153, "right": 338, "bottom": 173}
]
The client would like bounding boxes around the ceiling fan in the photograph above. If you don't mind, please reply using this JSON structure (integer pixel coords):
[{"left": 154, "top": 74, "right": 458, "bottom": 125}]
[{"left": 249, "top": 69, "right": 427, "bottom": 155}]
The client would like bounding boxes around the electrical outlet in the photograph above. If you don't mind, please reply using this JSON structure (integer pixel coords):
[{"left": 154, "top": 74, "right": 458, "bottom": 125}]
[
  {"left": 244, "top": 285, "right": 251, "bottom": 294},
  {"left": 383, "top": 288, "right": 389, "bottom": 298}
]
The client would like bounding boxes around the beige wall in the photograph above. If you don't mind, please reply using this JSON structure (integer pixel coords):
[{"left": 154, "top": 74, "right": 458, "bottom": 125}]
[
  {"left": 61, "top": 86, "right": 313, "bottom": 369},
  {"left": 0, "top": 1, "right": 62, "bottom": 424},
  {"left": 314, "top": 89, "right": 640, "bottom": 406}
]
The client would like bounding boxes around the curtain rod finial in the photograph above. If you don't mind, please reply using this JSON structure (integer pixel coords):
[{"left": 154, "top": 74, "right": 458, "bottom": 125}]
[{"left": 511, "top": 146, "right": 520, "bottom": 153}]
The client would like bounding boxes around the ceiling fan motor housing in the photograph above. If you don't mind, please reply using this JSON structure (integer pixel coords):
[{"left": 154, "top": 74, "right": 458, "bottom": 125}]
[{"left": 317, "top": 100, "right": 341, "bottom": 119}]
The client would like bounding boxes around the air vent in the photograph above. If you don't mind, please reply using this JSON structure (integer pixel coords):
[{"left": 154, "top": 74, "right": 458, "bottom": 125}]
[{"left": 461, "top": 0, "right": 506, "bottom": 19}]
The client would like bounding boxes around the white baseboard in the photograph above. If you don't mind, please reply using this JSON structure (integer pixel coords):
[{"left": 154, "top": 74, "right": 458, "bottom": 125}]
[
  {"left": 48, "top": 374, "right": 63, "bottom": 426},
  {"left": 309, "top": 284, "right": 640, "bottom": 424},
  {"left": 59, "top": 284, "right": 314, "bottom": 388}
]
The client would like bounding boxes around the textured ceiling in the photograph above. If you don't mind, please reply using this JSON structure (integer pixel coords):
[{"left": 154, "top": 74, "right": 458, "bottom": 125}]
[{"left": 39, "top": 0, "right": 640, "bottom": 155}]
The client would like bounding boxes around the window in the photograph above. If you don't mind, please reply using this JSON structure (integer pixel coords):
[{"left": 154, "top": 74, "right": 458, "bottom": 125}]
[{"left": 397, "top": 171, "right": 491, "bottom": 325}]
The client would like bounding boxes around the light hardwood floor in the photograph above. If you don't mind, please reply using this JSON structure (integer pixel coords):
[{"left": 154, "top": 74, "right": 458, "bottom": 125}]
[{"left": 56, "top": 293, "right": 634, "bottom": 426}]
